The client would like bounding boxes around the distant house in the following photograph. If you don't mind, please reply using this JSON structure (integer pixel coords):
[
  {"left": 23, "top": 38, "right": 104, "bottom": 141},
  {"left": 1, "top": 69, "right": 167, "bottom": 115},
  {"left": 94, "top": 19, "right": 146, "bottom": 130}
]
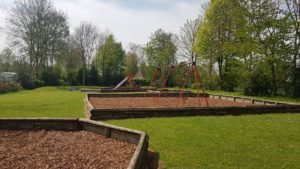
[{"left": 0, "top": 72, "right": 18, "bottom": 82}]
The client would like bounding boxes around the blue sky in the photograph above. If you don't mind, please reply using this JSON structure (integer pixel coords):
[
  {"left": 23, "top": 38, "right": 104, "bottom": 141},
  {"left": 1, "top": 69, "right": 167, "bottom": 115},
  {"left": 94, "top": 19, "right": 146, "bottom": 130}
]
[{"left": 0, "top": 0, "right": 207, "bottom": 50}]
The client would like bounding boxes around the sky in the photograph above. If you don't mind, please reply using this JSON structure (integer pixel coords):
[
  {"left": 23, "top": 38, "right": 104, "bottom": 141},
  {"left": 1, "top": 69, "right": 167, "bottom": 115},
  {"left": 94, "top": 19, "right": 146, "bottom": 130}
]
[{"left": 0, "top": 0, "right": 207, "bottom": 51}]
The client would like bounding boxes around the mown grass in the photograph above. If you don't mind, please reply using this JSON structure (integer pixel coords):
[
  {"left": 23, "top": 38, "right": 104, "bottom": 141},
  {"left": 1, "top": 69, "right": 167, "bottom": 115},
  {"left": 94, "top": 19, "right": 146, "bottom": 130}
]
[
  {"left": 0, "top": 87, "right": 85, "bottom": 118},
  {"left": 108, "top": 114, "right": 300, "bottom": 169},
  {"left": 0, "top": 87, "right": 299, "bottom": 168}
]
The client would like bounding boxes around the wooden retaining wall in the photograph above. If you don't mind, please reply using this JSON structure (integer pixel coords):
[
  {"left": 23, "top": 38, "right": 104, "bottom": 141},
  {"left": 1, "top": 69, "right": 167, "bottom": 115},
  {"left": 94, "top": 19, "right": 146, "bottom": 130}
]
[
  {"left": 85, "top": 93, "right": 300, "bottom": 120},
  {"left": 208, "top": 94, "right": 292, "bottom": 106},
  {"left": 0, "top": 118, "right": 149, "bottom": 169}
]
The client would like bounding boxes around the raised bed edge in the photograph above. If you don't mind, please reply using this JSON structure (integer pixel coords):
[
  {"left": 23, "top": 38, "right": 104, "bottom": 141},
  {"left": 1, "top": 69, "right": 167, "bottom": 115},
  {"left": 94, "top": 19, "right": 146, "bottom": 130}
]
[
  {"left": 85, "top": 93, "right": 300, "bottom": 120},
  {"left": 0, "top": 118, "right": 149, "bottom": 169},
  {"left": 208, "top": 94, "right": 300, "bottom": 106}
]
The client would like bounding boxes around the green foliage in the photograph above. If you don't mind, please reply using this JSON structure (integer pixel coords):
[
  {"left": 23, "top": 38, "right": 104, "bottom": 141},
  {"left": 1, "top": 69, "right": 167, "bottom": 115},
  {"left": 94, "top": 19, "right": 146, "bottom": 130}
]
[
  {"left": 243, "top": 64, "right": 272, "bottom": 96},
  {"left": 195, "top": 0, "right": 248, "bottom": 91},
  {"left": 194, "top": 0, "right": 299, "bottom": 97},
  {"left": 134, "top": 79, "right": 149, "bottom": 86},
  {"left": 21, "top": 79, "right": 45, "bottom": 89},
  {"left": 125, "top": 52, "right": 138, "bottom": 76},
  {"left": 95, "top": 34, "right": 126, "bottom": 86},
  {"left": 88, "top": 65, "right": 100, "bottom": 85},
  {"left": 66, "top": 69, "right": 80, "bottom": 86},
  {"left": 41, "top": 65, "right": 67, "bottom": 86},
  {"left": 144, "top": 29, "right": 177, "bottom": 79}
]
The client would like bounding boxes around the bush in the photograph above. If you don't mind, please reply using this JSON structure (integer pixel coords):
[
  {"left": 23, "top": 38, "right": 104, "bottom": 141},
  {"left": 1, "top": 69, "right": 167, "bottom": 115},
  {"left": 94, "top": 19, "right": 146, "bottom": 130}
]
[
  {"left": 0, "top": 82, "right": 22, "bottom": 93},
  {"left": 21, "top": 79, "right": 45, "bottom": 89},
  {"left": 41, "top": 66, "right": 67, "bottom": 86},
  {"left": 243, "top": 68, "right": 272, "bottom": 96},
  {"left": 135, "top": 79, "right": 149, "bottom": 86}
]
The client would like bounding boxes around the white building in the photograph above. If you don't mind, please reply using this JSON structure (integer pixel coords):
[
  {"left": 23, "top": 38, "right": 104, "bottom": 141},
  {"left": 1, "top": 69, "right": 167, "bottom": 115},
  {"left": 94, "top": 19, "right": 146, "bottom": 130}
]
[{"left": 0, "top": 72, "right": 18, "bottom": 82}]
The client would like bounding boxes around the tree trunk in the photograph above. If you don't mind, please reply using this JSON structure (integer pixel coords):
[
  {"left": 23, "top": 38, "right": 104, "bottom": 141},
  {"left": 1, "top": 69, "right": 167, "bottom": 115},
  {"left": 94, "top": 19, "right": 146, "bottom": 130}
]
[{"left": 270, "top": 61, "right": 277, "bottom": 96}]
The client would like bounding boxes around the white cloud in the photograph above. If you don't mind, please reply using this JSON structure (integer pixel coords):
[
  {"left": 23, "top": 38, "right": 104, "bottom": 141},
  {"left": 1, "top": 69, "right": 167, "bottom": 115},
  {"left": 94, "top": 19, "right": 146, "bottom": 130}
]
[{"left": 0, "top": 0, "right": 206, "bottom": 51}]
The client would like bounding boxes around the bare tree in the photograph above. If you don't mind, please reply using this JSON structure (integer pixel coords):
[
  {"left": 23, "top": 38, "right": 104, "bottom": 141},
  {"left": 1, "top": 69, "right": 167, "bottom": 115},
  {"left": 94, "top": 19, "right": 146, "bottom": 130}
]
[
  {"left": 6, "top": 0, "right": 69, "bottom": 78},
  {"left": 128, "top": 43, "right": 146, "bottom": 66},
  {"left": 72, "top": 22, "right": 99, "bottom": 85},
  {"left": 178, "top": 16, "right": 203, "bottom": 63}
]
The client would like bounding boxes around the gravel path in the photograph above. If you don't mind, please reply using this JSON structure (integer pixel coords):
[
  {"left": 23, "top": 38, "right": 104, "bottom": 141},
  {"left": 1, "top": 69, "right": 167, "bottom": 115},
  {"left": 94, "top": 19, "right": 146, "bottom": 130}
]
[{"left": 0, "top": 130, "right": 136, "bottom": 169}]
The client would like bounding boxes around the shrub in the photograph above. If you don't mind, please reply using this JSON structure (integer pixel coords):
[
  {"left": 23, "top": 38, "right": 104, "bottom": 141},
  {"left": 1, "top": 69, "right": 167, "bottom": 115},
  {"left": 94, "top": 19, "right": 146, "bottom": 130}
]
[
  {"left": 41, "top": 66, "right": 67, "bottom": 86},
  {"left": 135, "top": 79, "right": 149, "bottom": 86},
  {"left": 0, "top": 82, "right": 22, "bottom": 93},
  {"left": 243, "top": 68, "right": 272, "bottom": 96},
  {"left": 21, "top": 79, "right": 45, "bottom": 89}
]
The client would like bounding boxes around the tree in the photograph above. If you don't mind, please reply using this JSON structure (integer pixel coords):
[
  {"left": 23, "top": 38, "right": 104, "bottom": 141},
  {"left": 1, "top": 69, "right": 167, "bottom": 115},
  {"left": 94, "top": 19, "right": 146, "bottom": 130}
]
[
  {"left": 179, "top": 16, "right": 202, "bottom": 63},
  {"left": 195, "top": 0, "right": 296, "bottom": 96},
  {"left": 144, "top": 29, "right": 177, "bottom": 80},
  {"left": 195, "top": 0, "right": 246, "bottom": 91},
  {"left": 7, "top": 0, "right": 69, "bottom": 79},
  {"left": 0, "top": 48, "right": 16, "bottom": 72},
  {"left": 95, "top": 34, "right": 125, "bottom": 85},
  {"left": 283, "top": 0, "right": 300, "bottom": 97},
  {"left": 72, "top": 22, "right": 99, "bottom": 85},
  {"left": 244, "top": 0, "right": 291, "bottom": 96},
  {"left": 125, "top": 52, "right": 138, "bottom": 76}
]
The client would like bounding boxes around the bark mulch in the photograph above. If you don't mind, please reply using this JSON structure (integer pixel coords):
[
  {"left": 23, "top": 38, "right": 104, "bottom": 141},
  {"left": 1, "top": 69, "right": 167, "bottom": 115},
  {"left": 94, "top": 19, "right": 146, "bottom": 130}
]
[
  {"left": 0, "top": 130, "right": 136, "bottom": 169},
  {"left": 89, "top": 97, "right": 251, "bottom": 109}
]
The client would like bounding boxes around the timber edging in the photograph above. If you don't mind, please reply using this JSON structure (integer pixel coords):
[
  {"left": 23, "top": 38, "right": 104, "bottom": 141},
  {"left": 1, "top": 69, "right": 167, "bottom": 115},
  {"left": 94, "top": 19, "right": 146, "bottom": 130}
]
[
  {"left": 85, "top": 93, "right": 300, "bottom": 120},
  {"left": 0, "top": 118, "right": 149, "bottom": 169}
]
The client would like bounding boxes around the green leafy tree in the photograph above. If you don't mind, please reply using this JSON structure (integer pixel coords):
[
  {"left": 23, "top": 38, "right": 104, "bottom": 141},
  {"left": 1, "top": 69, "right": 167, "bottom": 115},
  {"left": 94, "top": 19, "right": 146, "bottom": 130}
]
[
  {"left": 125, "top": 52, "right": 138, "bottom": 76},
  {"left": 95, "top": 34, "right": 125, "bottom": 85},
  {"left": 144, "top": 29, "right": 177, "bottom": 80},
  {"left": 282, "top": 0, "right": 300, "bottom": 97},
  {"left": 195, "top": 0, "right": 247, "bottom": 91},
  {"left": 144, "top": 29, "right": 177, "bottom": 67},
  {"left": 245, "top": 0, "right": 291, "bottom": 96}
]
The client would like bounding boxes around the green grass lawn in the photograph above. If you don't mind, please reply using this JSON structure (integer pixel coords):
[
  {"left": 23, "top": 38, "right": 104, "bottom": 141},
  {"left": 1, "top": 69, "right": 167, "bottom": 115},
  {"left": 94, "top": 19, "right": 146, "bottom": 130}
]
[
  {"left": 108, "top": 114, "right": 300, "bottom": 169},
  {"left": 0, "top": 87, "right": 299, "bottom": 168},
  {"left": 0, "top": 87, "right": 85, "bottom": 118}
]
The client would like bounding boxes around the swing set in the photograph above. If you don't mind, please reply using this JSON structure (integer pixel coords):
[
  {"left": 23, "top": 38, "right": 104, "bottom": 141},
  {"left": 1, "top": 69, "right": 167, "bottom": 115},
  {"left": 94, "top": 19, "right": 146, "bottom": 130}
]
[{"left": 146, "top": 60, "right": 209, "bottom": 107}]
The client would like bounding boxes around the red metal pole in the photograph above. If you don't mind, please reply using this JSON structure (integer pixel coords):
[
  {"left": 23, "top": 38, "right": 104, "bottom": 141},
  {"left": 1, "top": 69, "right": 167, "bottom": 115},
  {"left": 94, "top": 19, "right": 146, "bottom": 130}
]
[
  {"left": 176, "top": 64, "right": 193, "bottom": 107},
  {"left": 144, "top": 68, "right": 160, "bottom": 98},
  {"left": 193, "top": 64, "right": 201, "bottom": 106},
  {"left": 156, "top": 66, "right": 175, "bottom": 102},
  {"left": 195, "top": 65, "right": 209, "bottom": 106}
]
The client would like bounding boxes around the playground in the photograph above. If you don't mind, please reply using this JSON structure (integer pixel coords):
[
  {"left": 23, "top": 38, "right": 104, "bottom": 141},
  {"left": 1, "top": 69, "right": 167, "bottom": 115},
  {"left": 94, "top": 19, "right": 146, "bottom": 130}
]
[{"left": 0, "top": 87, "right": 299, "bottom": 168}]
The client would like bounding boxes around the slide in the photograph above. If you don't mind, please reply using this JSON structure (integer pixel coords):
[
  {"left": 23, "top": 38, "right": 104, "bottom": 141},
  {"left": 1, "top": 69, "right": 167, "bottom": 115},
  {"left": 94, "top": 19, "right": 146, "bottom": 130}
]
[{"left": 113, "top": 77, "right": 129, "bottom": 89}]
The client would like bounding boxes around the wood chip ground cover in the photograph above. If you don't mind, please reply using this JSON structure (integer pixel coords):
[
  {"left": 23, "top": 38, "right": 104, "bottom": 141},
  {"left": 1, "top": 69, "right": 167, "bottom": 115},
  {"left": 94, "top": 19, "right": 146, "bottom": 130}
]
[
  {"left": 89, "top": 97, "right": 251, "bottom": 108},
  {"left": 0, "top": 130, "right": 136, "bottom": 169}
]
